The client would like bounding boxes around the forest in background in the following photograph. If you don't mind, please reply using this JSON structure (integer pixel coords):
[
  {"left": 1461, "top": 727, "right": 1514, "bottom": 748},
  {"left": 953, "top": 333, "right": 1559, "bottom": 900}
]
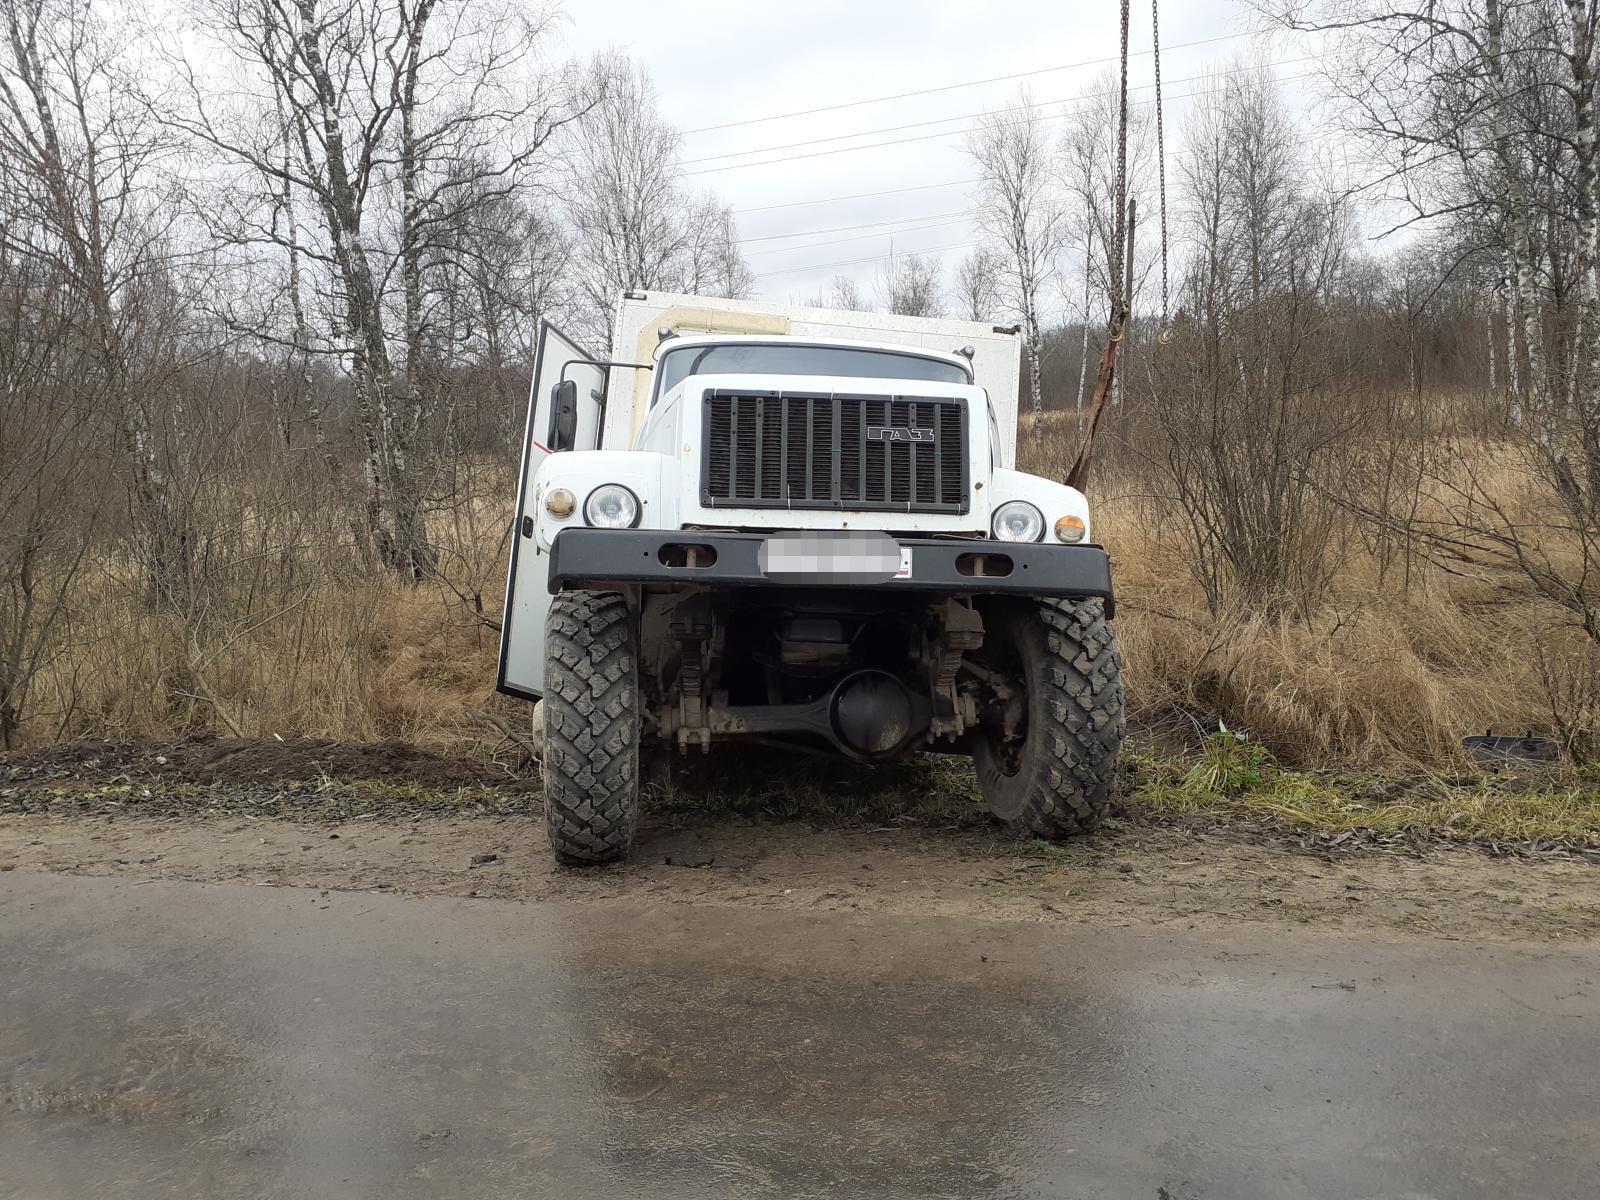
[{"left": 3, "top": 0, "right": 1599, "bottom": 773}]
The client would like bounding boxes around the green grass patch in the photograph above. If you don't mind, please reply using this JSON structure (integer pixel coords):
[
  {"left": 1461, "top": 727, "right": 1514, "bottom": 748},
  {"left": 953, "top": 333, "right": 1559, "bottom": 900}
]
[{"left": 1126, "top": 729, "right": 1600, "bottom": 849}]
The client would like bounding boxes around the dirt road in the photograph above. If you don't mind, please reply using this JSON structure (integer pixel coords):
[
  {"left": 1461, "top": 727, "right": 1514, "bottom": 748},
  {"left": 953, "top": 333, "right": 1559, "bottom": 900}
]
[
  {"left": 4, "top": 869, "right": 1599, "bottom": 1200},
  {"left": 4, "top": 733, "right": 1599, "bottom": 941},
  {"left": 4, "top": 737, "right": 1600, "bottom": 1197}
]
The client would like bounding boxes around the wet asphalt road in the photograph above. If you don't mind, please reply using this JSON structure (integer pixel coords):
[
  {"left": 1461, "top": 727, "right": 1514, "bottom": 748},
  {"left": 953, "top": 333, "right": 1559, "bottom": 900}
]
[{"left": 1, "top": 872, "right": 1596, "bottom": 1200}]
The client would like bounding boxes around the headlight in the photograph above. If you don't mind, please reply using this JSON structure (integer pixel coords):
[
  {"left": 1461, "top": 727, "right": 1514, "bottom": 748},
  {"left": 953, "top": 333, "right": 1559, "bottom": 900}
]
[
  {"left": 584, "top": 484, "right": 640, "bottom": 529},
  {"left": 992, "top": 500, "right": 1044, "bottom": 543}
]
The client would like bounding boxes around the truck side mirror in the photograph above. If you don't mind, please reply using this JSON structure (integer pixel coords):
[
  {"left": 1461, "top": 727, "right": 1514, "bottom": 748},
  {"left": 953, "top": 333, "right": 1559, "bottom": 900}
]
[{"left": 548, "top": 379, "right": 578, "bottom": 451}]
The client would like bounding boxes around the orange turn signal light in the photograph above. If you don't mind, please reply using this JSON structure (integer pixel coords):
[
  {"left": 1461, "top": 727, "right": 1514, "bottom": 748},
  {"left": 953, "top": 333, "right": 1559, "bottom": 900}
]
[{"left": 1054, "top": 515, "right": 1087, "bottom": 543}]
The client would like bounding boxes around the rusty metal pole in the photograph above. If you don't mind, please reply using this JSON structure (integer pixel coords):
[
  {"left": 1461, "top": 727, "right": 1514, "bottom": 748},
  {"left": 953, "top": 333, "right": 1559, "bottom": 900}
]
[
  {"left": 1066, "top": 197, "right": 1138, "bottom": 488},
  {"left": 1115, "top": 195, "right": 1137, "bottom": 409}
]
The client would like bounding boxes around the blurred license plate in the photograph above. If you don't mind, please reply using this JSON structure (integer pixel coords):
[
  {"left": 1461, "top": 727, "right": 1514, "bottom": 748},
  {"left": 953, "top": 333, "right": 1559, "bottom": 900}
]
[{"left": 759, "top": 531, "right": 908, "bottom": 583}]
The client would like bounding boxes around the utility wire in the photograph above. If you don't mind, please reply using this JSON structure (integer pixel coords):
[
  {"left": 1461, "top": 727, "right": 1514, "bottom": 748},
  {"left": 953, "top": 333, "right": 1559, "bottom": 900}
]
[
  {"left": 747, "top": 124, "right": 1346, "bottom": 280},
  {"left": 738, "top": 208, "right": 974, "bottom": 243},
  {"left": 744, "top": 217, "right": 977, "bottom": 258},
  {"left": 754, "top": 239, "right": 980, "bottom": 280},
  {"left": 683, "top": 57, "right": 1312, "bottom": 166},
  {"left": 682, "top": 29, "right": 1257, "bottom": 134},
  {"left": 686, "top": 69, "right": 1316, "bottom": 176},
  {"left": 733, "top": 179, "right": 980, "bottom": 214}
]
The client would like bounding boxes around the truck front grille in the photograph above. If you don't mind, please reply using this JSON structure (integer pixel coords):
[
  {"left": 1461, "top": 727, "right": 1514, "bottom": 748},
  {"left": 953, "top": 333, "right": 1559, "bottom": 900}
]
[{"left": 700, "top": 390, "right": 968, "bottom": 513}]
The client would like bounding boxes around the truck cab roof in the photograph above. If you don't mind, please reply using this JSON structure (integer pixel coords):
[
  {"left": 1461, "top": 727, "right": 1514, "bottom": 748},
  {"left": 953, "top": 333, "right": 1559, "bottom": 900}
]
[
  {"left": 606, "top": 291, "right": 1020, "bottom": 456},
  {"left": 649, "top": 331, "right": 975, "bottom": 378}
]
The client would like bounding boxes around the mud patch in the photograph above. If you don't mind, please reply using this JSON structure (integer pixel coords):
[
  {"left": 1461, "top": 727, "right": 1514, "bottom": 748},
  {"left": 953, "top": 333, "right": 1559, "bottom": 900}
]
[
  {"left": 4, "top": 808, "right": 1600, "bottom": 943},
  {"left": 1, "top": 734, "right": 527, "bottom": 792}
]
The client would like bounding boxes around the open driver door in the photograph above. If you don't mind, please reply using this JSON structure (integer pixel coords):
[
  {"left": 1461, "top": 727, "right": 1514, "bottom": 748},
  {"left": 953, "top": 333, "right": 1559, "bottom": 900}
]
[{"left": 497, "top": 320, "right": 606, "bottom": 699}]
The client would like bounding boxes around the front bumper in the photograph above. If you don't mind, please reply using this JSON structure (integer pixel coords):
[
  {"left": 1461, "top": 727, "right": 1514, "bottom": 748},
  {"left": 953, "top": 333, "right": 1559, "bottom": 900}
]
[{"left": 547, "top": 529, "right": 1115, "bottom": 616}]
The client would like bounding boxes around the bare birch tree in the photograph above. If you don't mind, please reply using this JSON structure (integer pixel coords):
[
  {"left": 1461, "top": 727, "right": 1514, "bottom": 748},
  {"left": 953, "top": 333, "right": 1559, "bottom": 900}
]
[
  {"left": 0, "top": 0, "right": 191, "bottom": 600},
  {"left": 953, "top": 248, "right": 1001, "bottom": 320},
  {"left": 875, "top": 251, "right": 943, "bottom": 317},
  {"left": 565, "top": 57, "right": 752, "bottom": 345},
  {"left": 165, "top": 0, "right": 590, "bottom": 578},
  {"left": 806, "top": 273, "right": 869, "bottom": 311},
  {"left": 967, "top": 89, "right": 1066, "bottom": 447}
]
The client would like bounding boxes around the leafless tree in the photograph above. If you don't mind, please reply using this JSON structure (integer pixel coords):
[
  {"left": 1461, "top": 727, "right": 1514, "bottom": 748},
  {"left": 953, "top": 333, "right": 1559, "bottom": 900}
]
[
  {"left": 681, "top": 194, "right": 756, "bottom": 300},
  {"left": 953, "top": 247, "right": 1001, "bottom": 321},
  {"left": 564, "top": 55, "right": 685, "bottom": 345},
  {"left": 967, "top": 88, "right": 1067, "bottom": 446},
  {"left": 0, "top": 0, "right": 192, "bottom": 601},
  {"left": 875, "top": 251, "right": 943, "bottom": 317},
  {"left": 1134, "top": 70, "right": 1368, "bottom": 614},
  {"left": 807, "top": 273, "right": 869, "bottom": 311},
  {"left": 164, "top": 0, "right": 591, "bottom": 578},
  {"left": 0, "top": 242, "right": 112, "bottom": 746},
  {"left": 563, "top": 56, "right": 751, "bottom": 346}
]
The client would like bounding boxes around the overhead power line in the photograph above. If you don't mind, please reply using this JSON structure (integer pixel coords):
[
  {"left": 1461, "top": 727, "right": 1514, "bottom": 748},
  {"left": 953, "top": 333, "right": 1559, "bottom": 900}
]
[
  {"left": 685, "top": 57, "right": 1313, "bottom": 169},
  {"left": 754, "top": 239, "right": 980, "bottom": 280},
  {"left": 733, "top": 179, "right": 980, "bottom": 214},
  {"left": 744, "top": 217, "right": 977, "bottom": 258},
  {"left": 738, "top": 208, "right": 974, "bottom": 243},
  {"left": 682, "top": 29, "right": 1257, "bottom": 135},
  {"left": 686, "top": 69, "right": 1316, "bottom": 176}
]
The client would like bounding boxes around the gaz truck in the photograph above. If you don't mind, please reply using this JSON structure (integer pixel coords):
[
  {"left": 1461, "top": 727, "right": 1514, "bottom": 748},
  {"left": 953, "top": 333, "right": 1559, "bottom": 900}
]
[{"left": 498, "top": 292, "right": 1123, "bottom": 864}]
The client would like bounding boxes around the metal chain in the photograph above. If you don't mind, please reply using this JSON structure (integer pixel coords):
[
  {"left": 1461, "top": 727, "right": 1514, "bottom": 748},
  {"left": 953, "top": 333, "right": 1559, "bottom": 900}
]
[
  {"left": 1152, "top": 0, "right": 1171, "bottom": 344},
  {"left": 1109, "top": 0, "right": 1131, "bottom": 328}
]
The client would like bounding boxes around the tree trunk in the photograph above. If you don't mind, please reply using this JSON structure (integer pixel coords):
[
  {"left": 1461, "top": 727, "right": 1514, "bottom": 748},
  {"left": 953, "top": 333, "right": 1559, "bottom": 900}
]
[
  {"left": 5, "top": 6, "right": 191, "bottom": 608},
  {"left": 1489, "top": 0, "right": 1548, "bottom": 406},
  {"left": 1567, "top": 0, "right": 1600, "bottom": 502},
  {"left": 293, "top": 0, "right": 432, "bottom": 579}
]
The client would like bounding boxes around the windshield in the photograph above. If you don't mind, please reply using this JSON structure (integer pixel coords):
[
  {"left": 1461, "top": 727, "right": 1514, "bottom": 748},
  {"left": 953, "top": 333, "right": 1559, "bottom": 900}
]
[{"left": 654, "top": 342, "right": 969, "bottom": 404}]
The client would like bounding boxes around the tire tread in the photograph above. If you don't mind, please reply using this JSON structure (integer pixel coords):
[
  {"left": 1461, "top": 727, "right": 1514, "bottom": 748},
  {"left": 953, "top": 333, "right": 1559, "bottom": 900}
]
[
  {"left": 977, "top": 598, "right": 1124, "bottom": 839},
  {"left": 543, "top": 590, "right": 639, "bottom": 864}
]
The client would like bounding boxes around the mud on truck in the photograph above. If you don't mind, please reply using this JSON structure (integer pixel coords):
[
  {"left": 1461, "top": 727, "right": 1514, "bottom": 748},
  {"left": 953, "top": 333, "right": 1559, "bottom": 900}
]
[{"left": 498, "top": 293, "right": 1123, "bottom": 864}]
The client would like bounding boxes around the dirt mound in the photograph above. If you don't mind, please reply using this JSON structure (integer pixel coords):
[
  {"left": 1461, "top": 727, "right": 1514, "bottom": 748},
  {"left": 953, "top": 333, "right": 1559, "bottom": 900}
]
[{"left": 1, "top": 735, "right": 521, "bottom": 791}]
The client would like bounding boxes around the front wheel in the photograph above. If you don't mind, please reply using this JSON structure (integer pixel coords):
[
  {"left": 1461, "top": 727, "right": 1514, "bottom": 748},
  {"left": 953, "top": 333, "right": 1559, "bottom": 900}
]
[
  {"left": 543, "top": 590, "right": 640, "bottom": 864},
  {"left": 974, "top": 599, "right": 1123, "bottom": 839}
]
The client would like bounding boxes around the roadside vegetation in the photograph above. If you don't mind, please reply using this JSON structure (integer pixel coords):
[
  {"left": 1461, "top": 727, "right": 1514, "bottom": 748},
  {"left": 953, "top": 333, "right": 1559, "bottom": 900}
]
[
  {"left": 6, "top": 727, "right": 1600, "bottom": 856},
  {"left": 2, "top": 0, "right": 1597, "bottom": 854}
]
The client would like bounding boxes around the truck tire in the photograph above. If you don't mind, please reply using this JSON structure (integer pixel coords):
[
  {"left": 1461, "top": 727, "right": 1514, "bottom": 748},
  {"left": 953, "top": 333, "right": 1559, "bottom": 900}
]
[
  {"left": 543, "top": 590, "right": 640, "bottom": 865},
  {"left": 974, "top": 598, "right": 1123, "bottom": 839}
]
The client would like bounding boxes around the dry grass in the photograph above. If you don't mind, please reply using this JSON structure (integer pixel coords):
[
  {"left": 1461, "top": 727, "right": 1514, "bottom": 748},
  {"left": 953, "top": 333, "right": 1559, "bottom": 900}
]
[
  {"left": 10, "top": 429, "right": 1585, "bottom": 777},
  {"left": 1094, "top": 491, "right": 1552, "bottom": 769},
  {"left": 25, "top": 505, "right": 519, "bottom": 757}
]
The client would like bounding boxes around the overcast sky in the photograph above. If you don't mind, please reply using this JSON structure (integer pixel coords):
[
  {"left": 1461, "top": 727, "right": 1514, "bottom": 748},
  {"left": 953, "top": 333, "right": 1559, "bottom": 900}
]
[{"left": 559, "top": 1, "right": 1306, "bottom": 306}]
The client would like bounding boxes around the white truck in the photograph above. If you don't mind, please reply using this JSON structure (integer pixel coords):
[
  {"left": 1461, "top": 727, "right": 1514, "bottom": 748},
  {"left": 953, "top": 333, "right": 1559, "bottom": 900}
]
[{"left": 498, "top": 292, "right": 1122, "bottom": 864}]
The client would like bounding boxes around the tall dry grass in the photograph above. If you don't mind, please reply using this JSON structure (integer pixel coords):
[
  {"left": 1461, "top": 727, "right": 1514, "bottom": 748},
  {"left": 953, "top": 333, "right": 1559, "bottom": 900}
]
[
  {"left": 22, "top": 479, "right": 523, "bottom": 758},
  {"left": 1098, "top": 492, "right": 1551, "bottom": 767},
  {"left": 10, "top": 425, "right": 1581, "bottom": 771}
]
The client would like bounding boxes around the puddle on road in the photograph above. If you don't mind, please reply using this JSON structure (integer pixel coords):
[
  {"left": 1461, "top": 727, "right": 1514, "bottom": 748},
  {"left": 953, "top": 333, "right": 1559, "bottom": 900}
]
[{"left": 4, "top": 875, "right": 1597, "bottom": 1200}]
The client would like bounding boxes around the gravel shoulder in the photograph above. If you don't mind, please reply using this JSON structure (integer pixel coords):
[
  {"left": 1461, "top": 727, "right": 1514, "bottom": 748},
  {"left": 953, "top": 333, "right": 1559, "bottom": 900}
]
[
  {"left": 3, "top": 734, "right": 1599, "bottom": 943},
  {"left": 6, "top": 804, "right": 1600, "bottom": 943}
]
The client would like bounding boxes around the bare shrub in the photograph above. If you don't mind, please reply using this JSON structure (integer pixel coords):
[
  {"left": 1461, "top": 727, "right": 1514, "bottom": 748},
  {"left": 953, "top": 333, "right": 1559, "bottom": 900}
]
[
  {"left": 1118, "top": 69, "right": 1374, "bottom": 616},
  {"left": 875, "top": 252, "right": 943, "bottom": 318},
  {"left": 1535, "top": 636, "right": 1600, "bottom": 762}
]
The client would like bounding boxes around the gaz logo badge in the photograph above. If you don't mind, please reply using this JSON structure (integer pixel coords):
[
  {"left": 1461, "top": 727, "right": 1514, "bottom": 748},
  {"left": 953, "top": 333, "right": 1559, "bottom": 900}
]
[{"left": 866, "top": 426, "right": 937, "bottom": 443}]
